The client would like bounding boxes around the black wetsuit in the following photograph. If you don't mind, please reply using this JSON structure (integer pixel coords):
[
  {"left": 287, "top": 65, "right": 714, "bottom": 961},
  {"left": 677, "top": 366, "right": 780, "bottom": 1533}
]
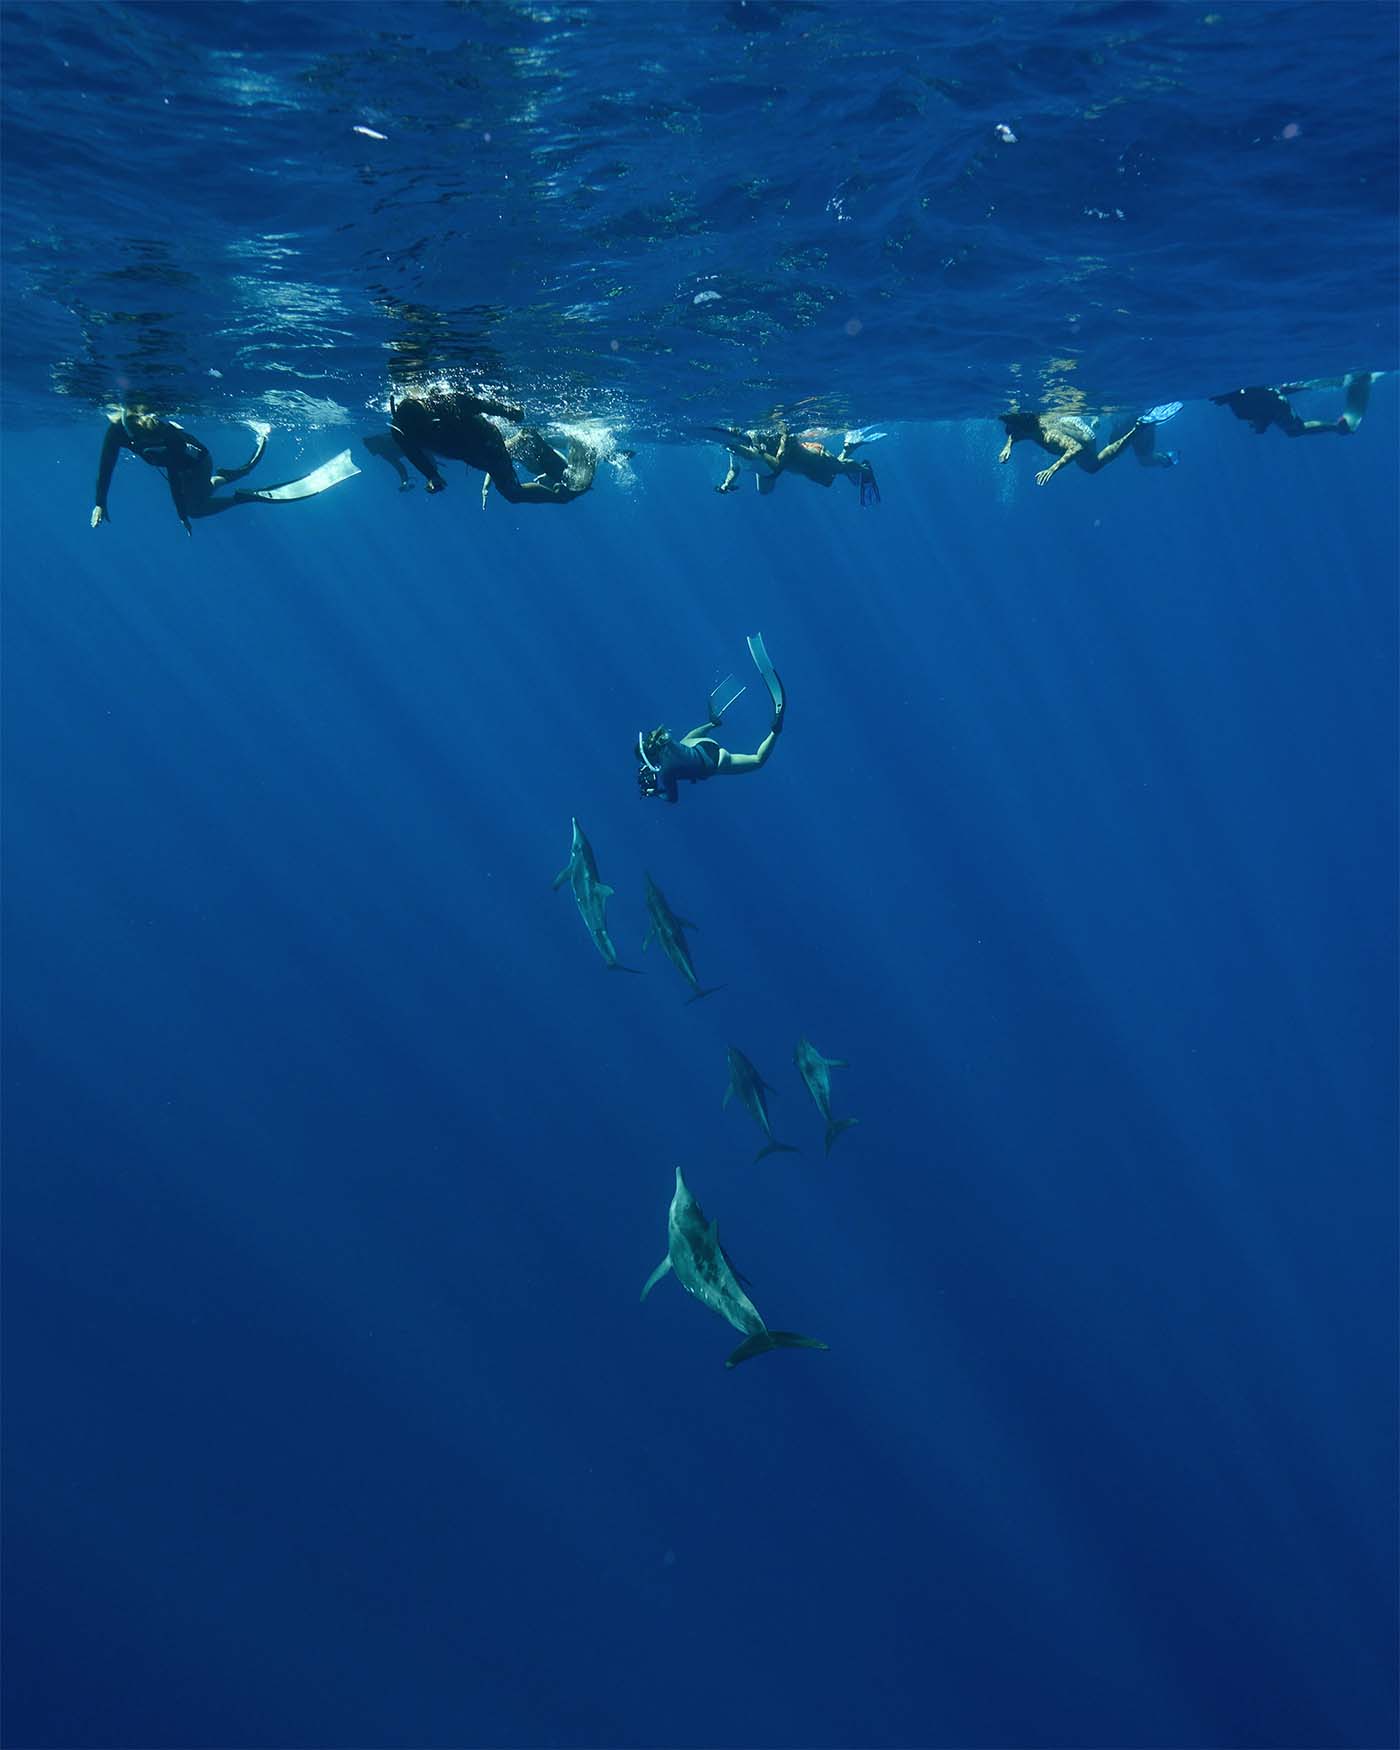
[
  {"left": 1211, "top": 387, "right": 1316, "bottom": 437},
  {"left": 388, "top": 393, "right": 586, "bottom": 505},
  {"left": 94, "top": 418, "right": 263, "bottom": 530},
  {"left": 657, "top": 739, "right": 719, "bottom": 804}
]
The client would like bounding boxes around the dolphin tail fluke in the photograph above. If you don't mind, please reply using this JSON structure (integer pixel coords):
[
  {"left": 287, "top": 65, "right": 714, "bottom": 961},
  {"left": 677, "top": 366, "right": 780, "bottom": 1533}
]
[
  {"left": 725, "top": 1329, "right": 829, "bottom": 1368},
  {"left": 825, "top": 1117, "right": 860, "bottom": 1155},
  {"left": 684, "top": 984, "right": 725, "bottom": 1005},
  {"left": 640, "top": 1256, "right": 672, "bottom": 1301},
  {"left": 754, "top": 1141, "right": 799, "bottom": 1163}
]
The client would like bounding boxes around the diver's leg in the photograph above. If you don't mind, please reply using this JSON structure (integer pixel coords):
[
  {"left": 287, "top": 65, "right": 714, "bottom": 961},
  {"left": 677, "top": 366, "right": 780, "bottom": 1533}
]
[
  {"left": 210, "top": 429, "right": 267, "bottom": 486},
  {"left": 717, "top": 730, "right": 778, "bottom": 774},
  {"left": 1091, "top": 422, "right": 1142, "bottom": 469}
]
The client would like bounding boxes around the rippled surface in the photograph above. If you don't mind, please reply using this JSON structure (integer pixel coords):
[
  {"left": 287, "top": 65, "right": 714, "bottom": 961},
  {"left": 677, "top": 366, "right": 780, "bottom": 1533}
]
[{"left": 3, "top": 1, "right": 1396, "bottom": 435}]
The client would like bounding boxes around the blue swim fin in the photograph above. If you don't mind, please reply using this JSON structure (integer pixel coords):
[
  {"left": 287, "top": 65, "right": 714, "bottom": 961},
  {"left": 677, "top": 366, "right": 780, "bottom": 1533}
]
[{"left": 1140, "top": 402, "right": 1182, "bottom": 427}]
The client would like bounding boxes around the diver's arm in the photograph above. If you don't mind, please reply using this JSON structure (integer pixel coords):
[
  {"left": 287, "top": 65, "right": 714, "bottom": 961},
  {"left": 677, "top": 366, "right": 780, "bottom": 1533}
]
[
  {"left": 997, "top": 431, "right": 1016, "bottom": 464},
  {"left": 1034, "top": 443, "right": 1079, "bottom": 486},
  {"left": 470, "top": 396, "right": 524, "bottom": 423},
  {"left": 715, "top": 460, "right": 741, "bottom": 493},
  {"left": 391, "top": 428, "right": 447, "bottom": 491},
  {"left": 92, "top": 421, "right": 126, "bottom": 526}
]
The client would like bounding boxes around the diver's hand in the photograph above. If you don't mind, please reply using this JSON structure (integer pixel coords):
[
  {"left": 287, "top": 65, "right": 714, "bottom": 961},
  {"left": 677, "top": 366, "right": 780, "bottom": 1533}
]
[
  {"left": 91, "top": 505, "right": 108, "bottom": 528},
  {"left": 1034, "top": 467, "right": 1055, "bottom": 486},
  {"left": 998, "top": 439, "right": 1013, "bottom": 464}
]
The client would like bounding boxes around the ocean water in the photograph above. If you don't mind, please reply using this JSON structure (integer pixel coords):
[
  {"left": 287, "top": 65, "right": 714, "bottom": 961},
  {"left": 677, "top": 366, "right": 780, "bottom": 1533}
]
[{"left": 2, "top": 6, "right": 1397, "bottom": 1750}]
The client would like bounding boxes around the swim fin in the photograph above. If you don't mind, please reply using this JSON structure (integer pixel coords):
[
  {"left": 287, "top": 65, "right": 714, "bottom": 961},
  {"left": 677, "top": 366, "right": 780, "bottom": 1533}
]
[
  {"left": 843, "top": 427, "right": 887, "bottom": 449},
  {"left": 1140, "top": 402, "right": 1182, "bottom": 427},
  {"left": 746, "top": 633, "right": 784, "bottom": 718},
  {"left": 708, "top": 673, "right": 746, "bottom": 720},
  {"left": 235, "top": 448, "right": 360, "bottom": 502}
]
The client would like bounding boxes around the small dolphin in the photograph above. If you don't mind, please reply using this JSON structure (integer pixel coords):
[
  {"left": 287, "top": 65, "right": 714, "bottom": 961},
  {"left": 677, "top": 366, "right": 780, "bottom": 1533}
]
[
  {"left": 642, "top": 873, "right": 723, "bottom": 1003},
  {"left": 794, "top": 1037, "right": 860, "bottom": 1155},
  {"left": 551, "top": 818, "right": 641, "bottom": 973},
  {"left": 724, "top": 1045, "right": 797, "bottom": 1161},
  {"left": 640, "top": 1167, "right": 829, "bottom": 1368}
]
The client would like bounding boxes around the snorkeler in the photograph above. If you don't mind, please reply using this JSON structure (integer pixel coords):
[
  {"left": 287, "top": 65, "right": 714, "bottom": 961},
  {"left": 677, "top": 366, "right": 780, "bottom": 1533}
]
[
  {"left": 996, "top": 404, "right": 1180, "bottom": 487},
  {"left": 638, "top": 635, "right": 785, "bottom": 805},
  {"left": 711, "top": 426, "right": 881, "bottom": 505},
  {"left": 1210, "top": 372, "right": 1373, "bottom": 438},
  {"left": 374, "top": 390, "right": 596, "bottom": 505},
  {"left": 91, "top": 409, "right": 358, "bottom": 535}
]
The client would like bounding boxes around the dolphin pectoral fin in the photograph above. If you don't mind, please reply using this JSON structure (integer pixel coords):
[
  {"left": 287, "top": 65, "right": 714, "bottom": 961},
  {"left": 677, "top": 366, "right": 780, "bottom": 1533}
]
[
  {"left": 823, "top": 1056, "right": 850, "bottom": 1069},
  {"left": 677, "top": 918, "right": 700, "bottom": 930},
  {"left": 597, "top": 883, "right": 615, "bottom": 899},
  {"left": 551, "top": 863, "right": 573, "bottom": 890},
  {"left": 825, "top": 1117, "right": 860, "bottom": 1155},
  {"left": 642, "top": 926, "right": 655, "bottom": 951},
  {"left": 640, "top": 1257, "right": 673, "bottom": 1301},
  {"left": 725, "top": 1330, "right": 829, "bottom": 1368},
  {"left": 607, "top": 962, "right": 644, "bottom": 974},
  {"left": 684, "top": 984, "right": 724, "bottom": 1005},
  {"left": 754, "top": 1141, "right": 799, "bottom": 1162},
  {"left": 722, "top": 1082, "right": 733, "bottom": 1108}
]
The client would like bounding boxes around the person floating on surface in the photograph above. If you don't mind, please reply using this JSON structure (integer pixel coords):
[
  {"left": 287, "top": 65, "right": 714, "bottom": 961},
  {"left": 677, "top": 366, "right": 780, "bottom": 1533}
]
[
  {"left": 712, "top": 426, "right": 881, "bottom": 504},
  {"left": 91, "top": 409, "right": 359, "bottom": 536},
  {"left": 996, "top": 403, "right": 1180, "bottom": 487},
  {"left": 370, "top": 390, "right": 596, "bottom": 504},
  {"left": 1210, "top": 372, "right": 1374, "bottom": 438},
  {"left": 638, "top": 634, "right": 785, "bottom": 805}
]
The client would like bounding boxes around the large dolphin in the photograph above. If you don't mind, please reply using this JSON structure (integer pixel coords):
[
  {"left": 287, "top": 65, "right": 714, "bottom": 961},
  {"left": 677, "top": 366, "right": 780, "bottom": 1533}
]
[
  {"left": 640, "top": 1167, "right": 829, "bottom": 1368},
  {"left": 552, "top": 818, "right": 640, "bottom": 973},
  {"left": 641, "top": 873, "right": 722, "bottom": 1003},
  {"left": 794, "top": 1037, "right": 859, "bottom": 1155},
  {"left": 724, "top": 1045, "right": 797, "bottom": 1161}
]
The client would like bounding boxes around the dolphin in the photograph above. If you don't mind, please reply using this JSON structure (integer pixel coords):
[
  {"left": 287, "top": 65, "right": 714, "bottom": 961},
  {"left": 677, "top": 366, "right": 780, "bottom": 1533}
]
[
  {"left": 551, "top": 818, "right": 641, "bottom": 973},
  {"left": 794, "top": 1037, "right": 860, "bottom": 1155},
  {"left": 724, "top": 1045, "right": 798, "bottom": 1161},
  {"left": 640, "top": 1167, "right": 829, "bottom": 1368},
  {"left": 641, "top": 873, "right": 723, "bottom": 1003}
]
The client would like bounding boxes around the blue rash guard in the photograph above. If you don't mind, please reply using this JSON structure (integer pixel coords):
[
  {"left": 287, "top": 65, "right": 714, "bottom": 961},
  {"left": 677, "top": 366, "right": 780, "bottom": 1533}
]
[{"left": 657, "top": 738, "right": 719, "bottom": 804}]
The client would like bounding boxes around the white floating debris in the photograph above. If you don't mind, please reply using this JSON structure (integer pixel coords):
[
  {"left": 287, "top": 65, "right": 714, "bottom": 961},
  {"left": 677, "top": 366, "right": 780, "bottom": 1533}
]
[
  {"left": 693, "top": 291, "right": 720, "bottom": 305},
  {"left": 994, "top": 123, "right": 1017, "bottom": 144},
  {"left": 353, "top": 125, "right": 388, "bottom": 141}
]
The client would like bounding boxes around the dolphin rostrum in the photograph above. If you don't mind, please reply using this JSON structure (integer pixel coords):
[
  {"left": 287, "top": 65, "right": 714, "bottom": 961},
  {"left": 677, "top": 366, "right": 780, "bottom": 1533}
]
[
  {"left": 641, "top": 873, "right": 723, "bottom": 1003},
  {"left": 552, "top": 818, "right": 641, "bottom": 973},
  {"left": 724, "top": 1045, "right": 798, "bottom": 1161},
  {"left": 794, "top": 1037, "right": 860, "bottom": 1154},
  {"left": 640, "top": 1167, "right": 829, "bottom": 1368}
]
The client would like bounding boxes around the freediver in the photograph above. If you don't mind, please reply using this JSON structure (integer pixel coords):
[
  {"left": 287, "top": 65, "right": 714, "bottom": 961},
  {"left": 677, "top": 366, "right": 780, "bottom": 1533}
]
[
  {"left": 367, "top": 389, "right": 596, "bottom": 505},
  {"left": 712, "top": 426, "right": 882, "bottom": 504},
  {"left": 637, "top": 635, "right": 786, "bottom": 805},
  {"left": 91, "top": 408, "right": 359, "bottom": 535},
  {"left": 996, "top": 403, "right": 1180, "bottom": 487},
  {"left": 1210, "top": 372, "right": 1374, "bottom": 438}
]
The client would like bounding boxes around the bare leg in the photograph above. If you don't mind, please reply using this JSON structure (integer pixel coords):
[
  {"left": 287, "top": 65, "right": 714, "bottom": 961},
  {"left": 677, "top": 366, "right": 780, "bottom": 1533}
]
[
  {"left": 1339, "top": 372, "right": 1373, "bottom": 434},
  {"left": 717, "top": 728, "right": 778, "bottom": 774},
  {"left": 1090, "top": 421, "right": 1143, "bottom": 469}
]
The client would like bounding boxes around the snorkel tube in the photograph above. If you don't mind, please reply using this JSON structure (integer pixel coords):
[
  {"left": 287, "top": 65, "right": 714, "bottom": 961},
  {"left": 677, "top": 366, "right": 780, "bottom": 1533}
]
[{"left": 637, "top": 730, "right": 662, "bottom": 799}]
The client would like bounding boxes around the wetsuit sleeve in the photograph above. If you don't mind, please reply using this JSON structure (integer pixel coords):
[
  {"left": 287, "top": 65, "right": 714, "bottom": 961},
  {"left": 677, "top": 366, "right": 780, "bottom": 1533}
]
[
  {"left": 662, "top": 767, "right": 679, "bottom": 804},
  {"left": 390, "top": 425, "right": 444, "bottom": 487},
  {"left": 470, "top": 396, "right": 524, "bottom": 422},
  {"left": 94, "top": 422, "right": 127, "bottom": 511}
]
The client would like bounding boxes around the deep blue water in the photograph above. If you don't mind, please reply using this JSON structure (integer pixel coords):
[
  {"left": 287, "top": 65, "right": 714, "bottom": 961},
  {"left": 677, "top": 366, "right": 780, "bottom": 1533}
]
[{"left": 3, "top": 7, "right": 1398, "bottom": 1750}]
